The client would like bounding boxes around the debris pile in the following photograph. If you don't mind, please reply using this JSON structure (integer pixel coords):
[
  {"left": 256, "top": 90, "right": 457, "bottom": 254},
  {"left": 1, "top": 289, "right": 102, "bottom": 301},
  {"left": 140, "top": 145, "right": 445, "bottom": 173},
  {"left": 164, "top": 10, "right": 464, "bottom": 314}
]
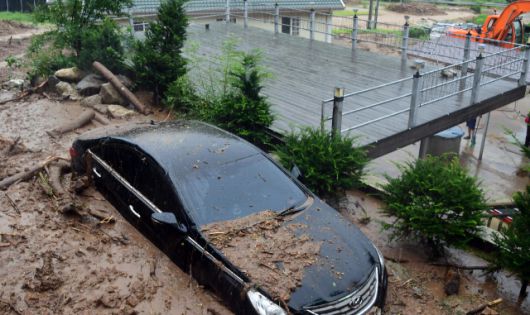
[
  {"left": 387, "top": 3, "right": 446, "bottom": 16},
  {"left": 202, "top": 210, "right": 322, "bottom": 302}
]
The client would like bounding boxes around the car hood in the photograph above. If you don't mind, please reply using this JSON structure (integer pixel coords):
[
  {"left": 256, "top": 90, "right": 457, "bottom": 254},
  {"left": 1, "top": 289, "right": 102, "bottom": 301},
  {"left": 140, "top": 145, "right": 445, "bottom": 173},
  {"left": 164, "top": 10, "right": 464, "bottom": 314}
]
[{"left": 286, "top": 199, "right": 380, "bottom": 311}]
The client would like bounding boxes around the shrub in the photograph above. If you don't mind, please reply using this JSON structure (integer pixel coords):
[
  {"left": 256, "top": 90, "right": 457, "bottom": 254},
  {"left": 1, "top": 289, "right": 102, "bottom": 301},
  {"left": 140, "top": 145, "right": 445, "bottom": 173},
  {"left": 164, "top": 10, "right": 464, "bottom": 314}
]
[
  {"left": 470, "top": 5, "right": 481, "bottom": 14},
  {"left": 275, "top": 128, "right": 368, "bottom": 196},
  {"left": 26, "top": 34, "right": 75, "bottom": 78},
  {"left": 381, "top": 155, "right": 486, "bottom": 257},
  {"left": 31, "top": 0, "right": 130, "bottom": 75},
  {"left": 494, "top": 186, "right": 530, "bottom": 302},
  {"left": 133, "top": 0, "right": 188, "bottom": 104},
  {"left": 164, "top": 75, "right": 198, "bottom": 112},
  {"left": 408, "top": 26, "right": 430, "bottom": 40}
]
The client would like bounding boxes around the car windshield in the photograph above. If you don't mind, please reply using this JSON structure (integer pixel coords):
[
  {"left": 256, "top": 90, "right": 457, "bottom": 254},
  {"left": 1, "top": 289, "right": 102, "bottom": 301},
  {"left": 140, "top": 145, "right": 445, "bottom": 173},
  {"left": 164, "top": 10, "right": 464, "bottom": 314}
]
[{"left": 175, "top": 153, "right": 307, "bottom": 226}]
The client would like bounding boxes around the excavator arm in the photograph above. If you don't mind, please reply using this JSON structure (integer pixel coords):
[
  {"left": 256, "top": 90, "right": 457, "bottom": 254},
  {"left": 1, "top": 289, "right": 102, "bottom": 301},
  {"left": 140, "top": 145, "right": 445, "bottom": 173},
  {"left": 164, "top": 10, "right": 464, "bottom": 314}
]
[{"left": 485, "top": 0, "right": 530, "bottom": 41}]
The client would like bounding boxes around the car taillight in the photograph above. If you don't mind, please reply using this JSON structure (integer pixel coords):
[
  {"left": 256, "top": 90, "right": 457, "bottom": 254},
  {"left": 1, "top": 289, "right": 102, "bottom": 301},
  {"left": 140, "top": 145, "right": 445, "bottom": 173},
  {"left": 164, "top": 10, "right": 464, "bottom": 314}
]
[{"left": 69, "top": 147, "right": 78, "bottom": 159}]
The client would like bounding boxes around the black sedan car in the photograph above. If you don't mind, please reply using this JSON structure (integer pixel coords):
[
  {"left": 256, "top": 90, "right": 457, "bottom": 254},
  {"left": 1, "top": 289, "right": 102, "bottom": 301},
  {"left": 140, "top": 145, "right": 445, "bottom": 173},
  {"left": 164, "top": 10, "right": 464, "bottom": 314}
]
[{"left": 71, "top": 120, "right": 387, "bottom": 315}]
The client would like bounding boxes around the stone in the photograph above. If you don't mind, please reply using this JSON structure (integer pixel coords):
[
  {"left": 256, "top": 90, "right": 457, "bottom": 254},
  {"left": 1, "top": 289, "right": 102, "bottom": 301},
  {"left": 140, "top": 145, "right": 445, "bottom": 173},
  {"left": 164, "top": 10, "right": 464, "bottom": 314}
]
[
  {"left": 108, "top": 105, "right": 136, "bottom": 119},
  {"left": 481, "top": 307, "right": 499, "bottom": 315},
  {"left": 3, "top": 79, "right": 25, "bottom": 90},
  {"left": 77, "top": 73, "right": 105, "bottom": 96},
  {"left": 444, "top": 270, "right": 460, "bottom": 296},
  {"left": 55, "top": 81, "right": 81, "bottom": 100},
  {"left": 54, "top": 67, "right": 84, "bottom": 82},
  {"left": 80, "top": 94, "right": 102, "bottom": 108},
  {"left": 47, "top": 75, "right": 61, "bottom": 92},
  {"left": 100, "top": 83, "right": 126, "bottom": 105},
  {"left": 92, "top": 104, "right": 109, "bottom": 115},
  {"left": 441, "top": 69, "right": 457, "bottom": 79}
]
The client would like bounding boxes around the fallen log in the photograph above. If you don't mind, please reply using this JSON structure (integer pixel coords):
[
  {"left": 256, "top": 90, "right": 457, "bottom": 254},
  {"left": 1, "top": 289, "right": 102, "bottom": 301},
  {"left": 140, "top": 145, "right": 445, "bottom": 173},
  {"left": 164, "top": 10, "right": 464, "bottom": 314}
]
[
  {"left": 47, "top": 109, "right": 95, "bottom": 138},
  {"left": 93, "top": 112, "right": 110, "bottom": 125},
  {"left": 465, "top": 298, "right": 503, "bottom": 315},
  {"left": 429, "top": 262, "right": 491, "bottom": 271},
  {"left": 0, "top": 156, "right": 63, "bottom": 190},
  {"left": 92, "top": 61, "right": 149, "bottom": 115},
  {"left": 48, "top": 160, "right": 75, "bottom": 213}
]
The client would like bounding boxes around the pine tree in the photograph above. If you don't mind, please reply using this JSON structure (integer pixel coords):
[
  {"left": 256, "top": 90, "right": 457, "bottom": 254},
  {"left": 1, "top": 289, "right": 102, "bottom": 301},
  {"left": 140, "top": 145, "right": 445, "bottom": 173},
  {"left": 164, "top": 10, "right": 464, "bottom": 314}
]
[
  {"left": 133, "top": 0, "right": 188, "bottom": 104},
  {"left": 494, "top": 186, "right": 530, "bottom": 303}
]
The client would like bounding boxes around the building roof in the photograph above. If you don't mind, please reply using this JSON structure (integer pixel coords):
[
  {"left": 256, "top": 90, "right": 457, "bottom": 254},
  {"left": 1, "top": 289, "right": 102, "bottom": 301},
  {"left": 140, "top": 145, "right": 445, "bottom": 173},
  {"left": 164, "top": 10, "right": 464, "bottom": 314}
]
[{"left": 132, "top": 0, "right": 345, "bottom": 15}]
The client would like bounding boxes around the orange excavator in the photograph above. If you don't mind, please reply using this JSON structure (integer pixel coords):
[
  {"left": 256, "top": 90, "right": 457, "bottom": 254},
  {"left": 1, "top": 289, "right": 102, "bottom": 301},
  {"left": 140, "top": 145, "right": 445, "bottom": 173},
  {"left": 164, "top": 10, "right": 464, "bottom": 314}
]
[{"left": 448, "top": 0, "right": 530, "bottom": 45}]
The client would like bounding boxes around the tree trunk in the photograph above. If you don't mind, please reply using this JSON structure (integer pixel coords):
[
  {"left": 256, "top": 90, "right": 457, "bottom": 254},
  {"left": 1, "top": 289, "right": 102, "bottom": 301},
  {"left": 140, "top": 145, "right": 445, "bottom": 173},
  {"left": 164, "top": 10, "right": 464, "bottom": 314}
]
[{"left": 519, "top": 279, "right": 528, "bottom": 304}]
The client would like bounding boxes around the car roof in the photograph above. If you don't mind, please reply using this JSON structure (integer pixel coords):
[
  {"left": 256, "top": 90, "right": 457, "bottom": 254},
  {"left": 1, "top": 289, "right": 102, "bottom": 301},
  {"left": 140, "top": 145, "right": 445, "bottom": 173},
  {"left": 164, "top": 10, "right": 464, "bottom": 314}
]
[{"left": 83, "top": 120, "right": 263, "bottom": 177}]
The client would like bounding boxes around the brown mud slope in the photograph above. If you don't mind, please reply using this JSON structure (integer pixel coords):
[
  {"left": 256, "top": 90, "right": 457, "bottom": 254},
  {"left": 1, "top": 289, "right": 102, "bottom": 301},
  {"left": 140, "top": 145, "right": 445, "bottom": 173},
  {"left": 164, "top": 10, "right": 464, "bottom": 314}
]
[
  {"left": 0, "top": 21, "right": 35, "bottom": 37},
  {"left": 202, "top": 210, "right": 322, "bottom": 302},
  {"left": 387, "top": 3, "right": 446, "bottom": 16},
  {"left": 0, "top": 92, "right": 232, "bottom": 314}
]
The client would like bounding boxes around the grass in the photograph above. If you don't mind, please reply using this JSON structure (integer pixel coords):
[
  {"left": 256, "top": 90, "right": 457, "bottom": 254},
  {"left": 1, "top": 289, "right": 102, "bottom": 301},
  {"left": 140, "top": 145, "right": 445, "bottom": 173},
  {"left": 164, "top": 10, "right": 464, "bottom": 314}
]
[
  {"left": 332, "top": 27, "right": 402, "bottom": 37},
  {"left": 332, "top": 10, "right": 369, "bottom": 17},
  {"left": 0, "top": 12, "right": 35, "bottom": 23}
]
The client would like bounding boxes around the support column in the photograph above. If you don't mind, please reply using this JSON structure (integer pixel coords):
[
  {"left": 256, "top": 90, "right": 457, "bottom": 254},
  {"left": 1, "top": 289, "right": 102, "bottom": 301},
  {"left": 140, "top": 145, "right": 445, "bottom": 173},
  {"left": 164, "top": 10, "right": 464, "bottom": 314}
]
[
  {"left": 409, "top": 60, "right": 425, "bottom": 129},
  {"left": 243, "top": 0, "right": 248, "bottom": 29},
  {"left": 478, "top": 112, "right": 491, "bottom": 161},
  {"left": 274, "top": 3, "right": 279, "bottom": 34},
  {"left": 309, "top": 8, "right": 315, "bottom": 41},
  {"left": 470, "top": 44, "right": 486, "bottom": 106},
  {"left": 352, "top": 10, "right": 358, "bottom": 51},
  {"left": 518, "top": 39, "right": 530, "bottom": 86},
  {"left": 374, "top": 0, "right": 380, "bottom": 29},
  {"left": 332, "top": 87, "right": 345, "bottom": 136},
  {"left": 325, "top": 14, "right": 332, "bottom": 43},
  {"left": 401, "top": 16, "right": 410, "bottom": 62},
  {"left": 459, "top": 31, "right": 472, "bottom": 92},
  {"left": 225, "top": 0, "right": 230, "bottom": 23}
]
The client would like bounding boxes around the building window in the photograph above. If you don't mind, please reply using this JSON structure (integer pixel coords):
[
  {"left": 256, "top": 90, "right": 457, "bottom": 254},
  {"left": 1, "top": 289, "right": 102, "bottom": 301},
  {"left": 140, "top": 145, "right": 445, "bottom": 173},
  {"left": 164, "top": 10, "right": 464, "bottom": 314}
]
[
  {"left": 133, "top": 22, "right": 149, "bottom": 32},
  {"left": 281, "top": 16, "right": 291, "bottom": 34},
  {"left": 216, "top": 17, "right": 237, "bottom": 23},
  {"left": 291, "top": 17, "right": 300, "bottom": 36}
]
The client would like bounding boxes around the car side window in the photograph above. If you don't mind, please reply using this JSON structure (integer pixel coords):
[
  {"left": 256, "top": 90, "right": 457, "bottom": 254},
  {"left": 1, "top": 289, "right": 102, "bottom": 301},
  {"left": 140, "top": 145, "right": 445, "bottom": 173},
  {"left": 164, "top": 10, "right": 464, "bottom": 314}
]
[{"left": 96, "top": 143, "right": 183, "bottom": 217}]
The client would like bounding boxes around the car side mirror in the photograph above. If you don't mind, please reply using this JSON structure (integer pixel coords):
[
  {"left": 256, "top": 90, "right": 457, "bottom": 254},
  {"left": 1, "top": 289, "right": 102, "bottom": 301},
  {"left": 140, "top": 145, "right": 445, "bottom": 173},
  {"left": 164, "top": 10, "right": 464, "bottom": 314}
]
[
  {"left": 291, "top": 165, "right": 302, "bottom": 179},
  {"left": 151, "top": 212, "right": 187, "bottom": 234}
]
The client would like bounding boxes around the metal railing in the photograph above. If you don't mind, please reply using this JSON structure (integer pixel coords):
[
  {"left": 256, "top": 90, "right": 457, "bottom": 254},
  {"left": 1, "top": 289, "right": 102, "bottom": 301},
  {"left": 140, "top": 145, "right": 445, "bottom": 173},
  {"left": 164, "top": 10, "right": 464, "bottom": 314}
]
[{"left": 320, "top": 44, "right": 530, "bottom": 136}]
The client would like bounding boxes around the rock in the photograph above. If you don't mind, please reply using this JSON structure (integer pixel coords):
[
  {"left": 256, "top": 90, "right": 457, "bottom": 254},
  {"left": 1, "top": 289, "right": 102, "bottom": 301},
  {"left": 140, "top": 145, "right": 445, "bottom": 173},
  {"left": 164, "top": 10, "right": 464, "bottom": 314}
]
[
  {"left": 54, "top": 67, "right": 83, "bottom": 82},
  {"left": 77, "top": 73, "right": 105, "bottom": 96},
  {"left": 481, "top": 306, "right": 499, "bottom": 315},
  {"left": 117, "top": 74, "right": 134, "bottom": 90},
  {"left": 80, "top": 94, "right": 102, "bottom": 108},
  {"left": 55, "top": 81, "right": 81, "bottom": 100},
  {"left": 100, "top": 83, "right": 126, "bottom": 105},
  {"left": 92, "top": 104, "right": 109, "bottom": 115},
  {"left": 444, "top": 270, "right": 460, "bottom": 296},
  {"left": 441, "top": 69, "right": 457, "bottom": 79},
  {"left": 47, "top": 75, "right": 60, "bottom": 92},
  {"left": 3, "top": 78, "right": 25, "bottom": 90},
  {"left": 108, "top": 105, "right": 136, "bottom": 119}
]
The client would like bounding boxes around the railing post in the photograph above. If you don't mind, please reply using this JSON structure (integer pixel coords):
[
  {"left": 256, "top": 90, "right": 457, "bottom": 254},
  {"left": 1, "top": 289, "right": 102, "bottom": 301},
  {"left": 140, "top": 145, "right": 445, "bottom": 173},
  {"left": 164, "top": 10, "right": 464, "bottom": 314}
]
[
  {"left": 309, "top": 8, "right": 315, "bottom": 41},
  {"left": 225, "top": 0, "right": 230, "bottom": 23},
  {"left": 274, "top": 3, "right": 279, "bottom": 34},
  {"left": 459, "top": 31, "right": 472, "bottom": 91},
  {"left": 352, "top": 9, "right": 358, "bottom": 51},
  {"left": 470, "top": 44, "right": 486, "bottom": 106},
  {"left": 243, "top": 0, "right": 248, "bottom": 29},
  {"left": 332, "top": 88, "right": 345, "bottom": 136},
  {"left": 408, "top": 60, "right": 425, "bottom": 128},
  {"left": 401, "top": 16, "right": 410, "bottom": 62},
  {"left": 367, "top": 0, "right": 373, "bottom": 29},
  {"left": 374, "top": 0, "right": 380, "bottom": 29},
  {"left": 519, "top": 39, "right": 530, "bottom": 86}
]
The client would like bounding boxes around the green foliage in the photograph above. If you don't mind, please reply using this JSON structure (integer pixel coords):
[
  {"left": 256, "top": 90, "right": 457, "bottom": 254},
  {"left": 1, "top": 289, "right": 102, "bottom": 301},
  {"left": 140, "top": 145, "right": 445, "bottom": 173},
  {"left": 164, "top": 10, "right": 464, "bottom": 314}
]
[
  {"left": 30, "top": 0, "right": 129, "bottom": 75},
  {"left": 76, "top": 18, "right": 126, "bottom": 73},
  {"left": 472, "top": 14, "right": 488, "bottom": 26},
  {"left": 0, "top": 12, "right": 35, "bottom": 23},
  {"left": 275, "top": 128, "right": 368, "bottom": 196},
  {"left": 409, "top": 26, "right": 430, "bottom": 40},
  {"left": 470, "top": 5, "right": 482, "bottom": 14},
  {"left": 506, "top": 128, "right": 530, "bottom": 159},
  {"left": 381, "top": 155, "right": 486, "bottom": 257},
  {"left": 133, "top": 0, "right": 188, "bottom": 103},
  {"left": 165, "top": 75, "right": 198, "bottom": 112},
  {"left": 494, "top": 186, "right": 530, "bottom": 300},
  {"left": 332, "top": 10, "right": 369, "bottom": 17},
  {"left": 5, "top": 55, "right": 21, "bottom": 80},
  {"left": 26, "top": 33, "right": 75, "bottom": 78}
]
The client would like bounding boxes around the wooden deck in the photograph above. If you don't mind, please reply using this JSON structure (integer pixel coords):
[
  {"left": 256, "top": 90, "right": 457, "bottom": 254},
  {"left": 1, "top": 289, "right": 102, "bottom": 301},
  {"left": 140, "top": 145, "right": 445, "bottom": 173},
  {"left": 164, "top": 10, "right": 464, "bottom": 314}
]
[{"left": 187, "top": 23, "right": 526, "bottom": 158}]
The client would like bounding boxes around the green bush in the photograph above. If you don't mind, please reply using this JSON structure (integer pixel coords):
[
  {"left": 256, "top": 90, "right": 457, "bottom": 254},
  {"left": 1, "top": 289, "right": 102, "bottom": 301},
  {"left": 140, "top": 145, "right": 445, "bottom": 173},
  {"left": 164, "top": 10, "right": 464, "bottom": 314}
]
[
  {"left": 470, "top": 5, "right": 481, "bottom": 14},
  {"left": 133, "top": 0, "right": 188, "bottom": 104},
  {"left": 275, "top": 128, "right": 368, "bottom": 196},
  {"left": 381, "top": 155, "right": 486, "bottom": 257},
  {"left": 165, "top": 75, "right": 198, "bottom": 112},
  {"left": 494, "top": 186, "right": 530, "bottom": 302},
  {"left": 472, "top": 14, "right": 488, "bottom": 26},
  {"left": 26, "top": 33, "right": 75, "bottom": 78},
  {"left": 76, "top": 18, "right": 126, "bottom": 73},
  {"left": 409, "top": 26, "right": 430, "bottom": 40}
]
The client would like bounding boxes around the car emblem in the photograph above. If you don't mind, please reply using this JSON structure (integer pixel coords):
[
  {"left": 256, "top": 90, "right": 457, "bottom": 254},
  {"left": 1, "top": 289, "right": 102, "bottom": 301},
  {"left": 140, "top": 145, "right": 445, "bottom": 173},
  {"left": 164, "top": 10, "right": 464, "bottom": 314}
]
[{"left": 348, "top": 296, "right": 363, "bottom": 309}]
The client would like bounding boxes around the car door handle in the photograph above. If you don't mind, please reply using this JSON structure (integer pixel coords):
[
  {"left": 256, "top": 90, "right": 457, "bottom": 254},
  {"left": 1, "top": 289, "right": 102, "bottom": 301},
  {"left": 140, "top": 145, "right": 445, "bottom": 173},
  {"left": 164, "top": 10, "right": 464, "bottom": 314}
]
[
  {"left": 92, "top": 167, "right": 102, "bottom": 178},
  {"left": 128, "top": 205, "right": 141, "bottom": 218}
]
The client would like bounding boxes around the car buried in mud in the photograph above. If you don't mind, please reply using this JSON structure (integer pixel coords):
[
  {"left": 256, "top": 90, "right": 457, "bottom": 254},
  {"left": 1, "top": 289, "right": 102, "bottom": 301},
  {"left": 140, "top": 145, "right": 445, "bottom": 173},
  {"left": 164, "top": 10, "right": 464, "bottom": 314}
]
[{"left": 70, "top": 120, "right": 387, "bottom": 315}]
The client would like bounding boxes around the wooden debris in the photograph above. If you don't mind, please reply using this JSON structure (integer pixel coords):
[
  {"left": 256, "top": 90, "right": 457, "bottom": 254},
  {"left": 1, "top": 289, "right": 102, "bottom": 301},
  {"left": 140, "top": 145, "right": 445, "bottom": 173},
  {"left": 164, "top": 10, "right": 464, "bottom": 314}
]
[
  {"left": 0, "top": 79, "right": 48, "bottom": 106},
  {"left": 429, "top": 262, "right": 490, "bottom": 270},
  {"left": 92, "top": 61, "right": 149, "bottom": 115},
  {"left": 465, "top": 298, "right": 503, "bottom": 315},
  {"left": 93, "top": 112, "right": 110, "bottom": 125},
  {"left": 0, "top": 156, "right": 63, "bottom": 190},
  {"left": 4, "top": 193, "right": 20, "bottom": 214},
  {"left": 47, "top": 109, "right": 95, "bottom": 138},
  {"left": 48, "top": 160, "right": 75, "bottom": 214}
]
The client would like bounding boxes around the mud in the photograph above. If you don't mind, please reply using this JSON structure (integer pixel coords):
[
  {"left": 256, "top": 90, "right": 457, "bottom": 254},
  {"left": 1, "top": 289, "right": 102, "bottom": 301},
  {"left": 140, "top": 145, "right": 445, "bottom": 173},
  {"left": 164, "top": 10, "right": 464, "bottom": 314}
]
[
  {"left": 386, "top": 3, "right": 446, "bottom": 16},
  {"left": 201, "top": 210, "right": 322, "bottom": 302}
]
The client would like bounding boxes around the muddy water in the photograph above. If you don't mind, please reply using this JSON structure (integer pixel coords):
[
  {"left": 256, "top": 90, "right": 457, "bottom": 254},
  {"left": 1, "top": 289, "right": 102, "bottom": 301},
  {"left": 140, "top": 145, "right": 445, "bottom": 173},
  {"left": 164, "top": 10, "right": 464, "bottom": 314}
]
[
  {"left": 0, "top": 91, "right": 231, "bottom": 314},
  {"left": 340, "top": 190, "right": 529, "bottom": 315}
]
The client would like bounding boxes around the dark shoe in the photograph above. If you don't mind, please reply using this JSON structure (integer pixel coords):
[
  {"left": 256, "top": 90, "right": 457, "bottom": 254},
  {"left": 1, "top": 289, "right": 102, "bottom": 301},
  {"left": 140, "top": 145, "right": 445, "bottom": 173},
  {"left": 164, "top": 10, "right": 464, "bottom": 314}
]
[{"left": 463, "top": 136, "right": 470, "bottom": 140}]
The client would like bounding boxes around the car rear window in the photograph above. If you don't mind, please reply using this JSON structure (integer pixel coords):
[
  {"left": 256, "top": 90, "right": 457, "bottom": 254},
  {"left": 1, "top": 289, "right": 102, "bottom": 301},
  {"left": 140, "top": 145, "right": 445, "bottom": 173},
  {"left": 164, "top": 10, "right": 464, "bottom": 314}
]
[{"left": 175, "top": 153, "right": 307, "bottom": 226}]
